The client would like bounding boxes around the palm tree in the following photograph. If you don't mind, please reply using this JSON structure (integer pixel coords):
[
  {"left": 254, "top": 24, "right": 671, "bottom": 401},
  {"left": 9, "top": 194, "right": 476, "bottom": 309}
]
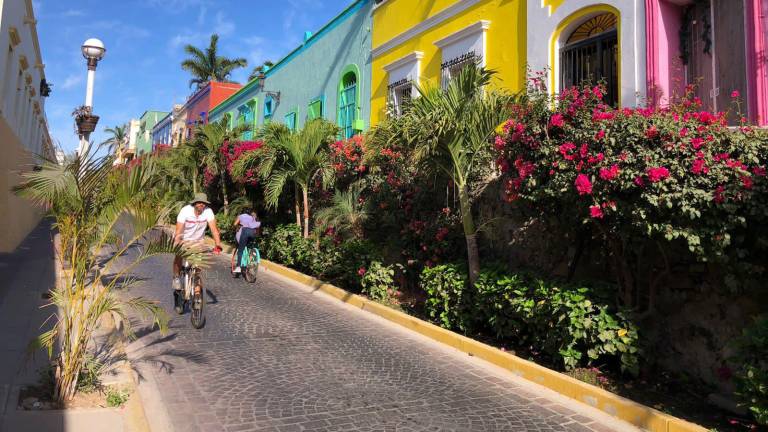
[
  {"left": 372, "top": 64, "right": 513, "bottom": 285},
  {"left": 233, "top": 119, "right": 339, "bottom": 238},
  {"left": 181, "top": 34, "right": 248, "bottom": 89},
  {"left": 316, "top": 181, "right": 370, "bottom": 239},
  {"left": 14, "top": 149, "right": 205, "bottom": 402},
  {"left": 189, "top": 118, "right": 252, "bottom": 213},
  {"left": 248, "top": 60, "right": 274, "bottom": 82},
  {"left": 102, "top": 125, "right": 128, "bottom": 155}
]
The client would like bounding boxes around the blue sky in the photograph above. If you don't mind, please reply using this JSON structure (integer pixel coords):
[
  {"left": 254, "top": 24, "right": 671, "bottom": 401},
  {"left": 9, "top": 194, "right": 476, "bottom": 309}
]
[{"left": 34, "top": 0, "right": 354, "bottom": 153}]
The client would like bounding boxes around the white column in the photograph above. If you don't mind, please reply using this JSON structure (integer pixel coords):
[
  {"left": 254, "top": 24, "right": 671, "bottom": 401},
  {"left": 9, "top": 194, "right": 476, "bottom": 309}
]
[{"left": 85, "top": 69, "right": 95, "bottom": 107}]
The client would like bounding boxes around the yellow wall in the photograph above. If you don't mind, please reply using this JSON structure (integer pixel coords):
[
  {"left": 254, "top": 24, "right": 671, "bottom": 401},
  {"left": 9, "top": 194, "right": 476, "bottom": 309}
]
[{"left": 370, "top": 0, "right": 527, "bottom": 126}]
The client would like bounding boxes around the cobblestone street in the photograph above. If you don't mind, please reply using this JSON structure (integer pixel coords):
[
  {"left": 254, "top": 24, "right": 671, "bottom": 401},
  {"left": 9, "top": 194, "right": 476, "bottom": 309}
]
[{"left": 123, "top": 254, "right": 638, "bottom": 432}]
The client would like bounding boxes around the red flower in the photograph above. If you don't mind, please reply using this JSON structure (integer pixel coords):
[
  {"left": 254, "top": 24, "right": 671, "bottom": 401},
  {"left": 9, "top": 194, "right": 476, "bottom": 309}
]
[
  {"left": 731, "top": 90, "right": 740, "bottom": 98},
  {"left": 634, "top": 176, "right": 645, "bottom": 187},
  {"left": 357, "top": 267, "right": 367, "bottom": 277},
  {"left": 691, "top": 138, "right": 704, "bottom": 149},
  {"left": 741, "top": 176, "right": 753, "bottom": 189},
  {"left": 494, "top": 135, "right": 505, "bottom": 151},
  {"left": 691, "top": 159, "right": 709, "bottom": 175},
  {"left": 559, "top": 142, "right": 577, "bottom": 160},
  {"left": 589, "top": 205, "right": 604, "bottom": 219},
  {"left": 645, "top": 125, "right": 659, "bottom": 138},
  {"left": 599, "top": 164, "right": 620, "bottom": 181},
  {"left": 752, "top": 166, "right": 766, "bottom": 177},
  {"left": 574, "top": 174, "right": 592, "bottom": 195},
  {"left": 595, "top": 130, "right": 605, "bottom": 140},
  {"left": 435, "top": 227, "right": 450, "bottom": 241},
  {"left": 713, "top": 185, "right": 726, "bottom": 203},
  {"left": 549, "top": 113, "right": 565, "bottom": 128},
  {"left": 646, "top": 167, "right": 670, "bottom": 183}
]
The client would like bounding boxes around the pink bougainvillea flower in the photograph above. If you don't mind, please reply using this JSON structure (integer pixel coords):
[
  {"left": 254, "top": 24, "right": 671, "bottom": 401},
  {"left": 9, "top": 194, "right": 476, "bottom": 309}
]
[
  {"left": 645, "top": 125, "right": 659, "bottom": 138},
  {"left": 494, "top": 135, "right": 505, "bottom": 151},
  {"left": 752, "top": 166, "right": 766, "bottom": 177},
  {"left": 647, "top": 166, "right": 670, "bottom": 183},
  {"left": 595, "top": 129, "right": 605, "bottom": 140},
  {"left": 741, "top": 176, "right": 754, "bottom": 189},
  {"left": 634, "top": 175, "right": 645, "bottom": 187},
  {"left": 713, "top": 185, "right": 726, "bottom": 203},
  {"left": 589, "top": 205, "right": 604, "bottom": 219},
  {"left": 575, "top": 174, "right": 593, "bottom": 195},
  {"left": 549, "top": 113, "right": 565, "bottom": 128},
  {"left": 691, "top": 159, "right": 709, "bottom": 175},
  {"left": 731, "top": 90, "right": 740, "bottom": 98},
  {"left": 357, "top": 267, "right": 366, "bottom": 277},
  {"left": 599, "top": 164, "right": 620, "bottom": 181},
  {"left": 679, "top": 127, "right": 689, "bottom": 138},
  {"left": 691, "top": 137, "right": 704, "bottom": 150}
]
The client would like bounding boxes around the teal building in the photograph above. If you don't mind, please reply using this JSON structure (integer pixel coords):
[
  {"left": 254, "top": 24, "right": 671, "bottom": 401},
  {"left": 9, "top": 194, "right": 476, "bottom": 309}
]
[
  {"left": 209, "top": 0, "right": 372, "bottom": 139},
  {"left": 137, "top": 110, "right": 169, "bottom": 154}
]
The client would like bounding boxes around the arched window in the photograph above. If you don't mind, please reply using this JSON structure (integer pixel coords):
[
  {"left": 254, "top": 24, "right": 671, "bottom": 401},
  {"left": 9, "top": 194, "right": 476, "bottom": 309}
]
[
  {"left": 338, "top": 71, "right": 357, "bottom": 139},
  {"left": 560, "top": 13, "right": 618, "bottom": 106}
]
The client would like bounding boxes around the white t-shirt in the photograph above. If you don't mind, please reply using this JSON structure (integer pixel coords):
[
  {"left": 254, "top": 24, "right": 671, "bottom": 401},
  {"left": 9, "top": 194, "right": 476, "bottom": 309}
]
[{"left": 176, "top": 205, "right": 215, "bottom": 242}]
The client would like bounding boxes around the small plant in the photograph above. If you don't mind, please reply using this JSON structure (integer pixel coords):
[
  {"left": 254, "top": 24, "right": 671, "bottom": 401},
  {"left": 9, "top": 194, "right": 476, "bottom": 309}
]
[
  {"left": 421, "top": 264, "right": 470, "bottom": 331},
  {"left": 105, "top": 387, "right": 130, "bottom": 408},
  {"left": 360, "top": 261, "right": 401, "bottom": 303},
  {"left": 566, "top": 367, "right": 613, "bottom": 391},
  {"left": 77, "top": 355, "right": 104, "bottom": 394},
  {"left": 733, "top": 315, "right": 768, "bottom": 426},
  {"left": 71, "top": 105, "right": 93, "bottom": 119}
]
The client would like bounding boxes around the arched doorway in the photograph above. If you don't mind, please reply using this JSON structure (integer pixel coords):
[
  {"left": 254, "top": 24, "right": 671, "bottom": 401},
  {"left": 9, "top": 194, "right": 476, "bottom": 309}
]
[{"left": 560, "top": 13, "right": 618, "bottom": 105}]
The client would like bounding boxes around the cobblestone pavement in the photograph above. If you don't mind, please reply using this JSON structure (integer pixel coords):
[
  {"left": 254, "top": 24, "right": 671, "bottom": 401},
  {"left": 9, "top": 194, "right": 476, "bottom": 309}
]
[{"left": 123, "top": 253, "right": 638, "bottom": 432}]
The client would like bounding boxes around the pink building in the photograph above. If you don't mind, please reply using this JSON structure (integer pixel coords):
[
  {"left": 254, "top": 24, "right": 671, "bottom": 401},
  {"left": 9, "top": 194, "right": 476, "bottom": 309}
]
[{"left": 646, "top": 0, "right": 768, "bottom": 125}]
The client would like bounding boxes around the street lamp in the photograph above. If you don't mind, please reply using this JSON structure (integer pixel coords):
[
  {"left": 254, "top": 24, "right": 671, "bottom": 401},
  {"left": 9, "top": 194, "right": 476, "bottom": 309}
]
[{"left": 76, "top": 38, "right": 106, "bottom": 156}]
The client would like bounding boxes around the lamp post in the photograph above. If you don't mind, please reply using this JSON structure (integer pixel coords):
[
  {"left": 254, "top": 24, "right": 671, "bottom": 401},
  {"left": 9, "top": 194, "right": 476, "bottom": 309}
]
[{"left": 75, "top": 38, "right": 106, "bottom": 156}]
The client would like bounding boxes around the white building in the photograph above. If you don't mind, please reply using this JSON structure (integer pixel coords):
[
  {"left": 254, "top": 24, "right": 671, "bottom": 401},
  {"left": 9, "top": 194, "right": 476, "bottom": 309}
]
[
  {"left": 0, "top": 0, "right": 54, "bottom": 252},
  {"left": 114, "top": 118, "right": 140, "bottom": 165}
]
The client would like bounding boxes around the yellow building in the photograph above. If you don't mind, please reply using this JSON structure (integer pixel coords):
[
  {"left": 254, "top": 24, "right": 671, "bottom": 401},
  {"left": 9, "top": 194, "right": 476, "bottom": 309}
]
[{"left": 370, "top": 0, "right": 527, "bottom": 126}]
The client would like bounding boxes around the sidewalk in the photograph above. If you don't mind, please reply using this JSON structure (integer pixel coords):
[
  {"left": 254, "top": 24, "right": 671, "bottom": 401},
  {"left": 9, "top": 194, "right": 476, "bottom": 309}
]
[{"left": 0, "top": 219, "right": 123, "bottom": 432}]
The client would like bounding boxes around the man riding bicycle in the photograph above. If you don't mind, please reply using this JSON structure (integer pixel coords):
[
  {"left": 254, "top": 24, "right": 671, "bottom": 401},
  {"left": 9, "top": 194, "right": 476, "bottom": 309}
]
[{"left": 172, "top": 193, "right": 223, "bottom": 303}]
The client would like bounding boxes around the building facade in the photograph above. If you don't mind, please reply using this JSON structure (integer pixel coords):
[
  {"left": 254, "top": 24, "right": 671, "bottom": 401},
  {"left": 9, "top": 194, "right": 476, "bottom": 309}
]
[
  {"left": 370, "top": 0, "right": 527, "bottom": 126},
  {"left": 152, "top": 112, "right": 172, "bottom": 149},
  {"left": 0, "top": 0, "right": 54, "bottom": 252},
  {"left": 115, "top": 118, "right": 140, "bottom": 165},
  {"left": 180, "top": 82, "right": 241, "bottom": 141},
  {"left": 645, "top": 0, "right": 768, "bottom": 125},
  {"left": 136, "top": 110, "right": 168, "bottom": 154},
  {"left": 210, "top": 0, "right": 372, "bottom": 138}
]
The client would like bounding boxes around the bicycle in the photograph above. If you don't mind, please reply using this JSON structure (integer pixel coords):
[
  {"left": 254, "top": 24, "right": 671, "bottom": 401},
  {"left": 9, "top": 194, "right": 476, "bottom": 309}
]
[
  {"left": 174, "top": 247, "right": 220, "bottom": 329},
  {"left": 231, "top": 240, "right": 260, "bottom": 283}
]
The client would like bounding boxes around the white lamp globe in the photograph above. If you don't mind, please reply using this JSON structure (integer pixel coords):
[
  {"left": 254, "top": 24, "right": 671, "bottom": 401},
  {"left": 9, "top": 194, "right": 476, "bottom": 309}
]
[{"left": 81, "top": 38, "right": 106, "bottom": 60}]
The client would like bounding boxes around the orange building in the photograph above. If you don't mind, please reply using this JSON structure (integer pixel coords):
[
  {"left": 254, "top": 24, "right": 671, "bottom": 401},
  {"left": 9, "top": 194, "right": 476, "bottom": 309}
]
[{"left": 179, "top": 81, "right": 242, "bottom": 141}]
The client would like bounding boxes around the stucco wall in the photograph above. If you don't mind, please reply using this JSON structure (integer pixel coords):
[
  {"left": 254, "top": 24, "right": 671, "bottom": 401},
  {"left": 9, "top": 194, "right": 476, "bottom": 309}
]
[
  {"left": 527, "top": 0, "right": 647, "bottom": 107},
  {"left": 370, "top": 0, "right": 527, "bottom": 126},
  {"left": 210, "top": 0, "right": 372, "bottom": 133}
]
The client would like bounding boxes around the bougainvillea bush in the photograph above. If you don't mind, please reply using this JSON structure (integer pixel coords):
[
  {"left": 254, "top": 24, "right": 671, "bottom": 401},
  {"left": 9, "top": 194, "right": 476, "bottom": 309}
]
[
  {"left": 495, "top": 81, "right": 768, "bottom": 308},
  {"left": 221, "top": 140, "right": 263, "bottom": 185}
]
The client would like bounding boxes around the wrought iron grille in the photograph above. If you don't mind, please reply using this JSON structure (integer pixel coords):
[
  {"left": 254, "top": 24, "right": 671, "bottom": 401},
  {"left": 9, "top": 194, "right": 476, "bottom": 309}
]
[{"left": 559, "top": 30, "right": 618, "bottom": 106}]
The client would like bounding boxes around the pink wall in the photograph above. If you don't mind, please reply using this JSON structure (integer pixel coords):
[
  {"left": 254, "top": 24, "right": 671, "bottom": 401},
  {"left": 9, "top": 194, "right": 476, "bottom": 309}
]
[
  {"left": 645, "top": 0, "right": 684, "bottom": 107},
  {"left": 746, "top": 0, "right": 768, "bottom": 125}
]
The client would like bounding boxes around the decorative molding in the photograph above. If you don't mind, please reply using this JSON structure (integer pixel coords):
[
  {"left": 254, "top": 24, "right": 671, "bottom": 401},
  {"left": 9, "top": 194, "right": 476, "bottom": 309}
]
[
  {"left": 24, "top": 73, "right": 32, "bottom": 85},
  {"left": 372, "top": 0, "right": 484, "bottom": 58},
  {"left": 35, "top": 63, "right": 44, "bottom": 70},
  {"left": 383, "top": 51, "right": 423, "bottom": 72},
  {"left": 8, "top": 27, "right": 21, "bottom": 46},
  {"left": 19, "top": 55, "right": 29, "bottom": 70},
  {"left": 23, "top": 16, "right": 37, "bottom": 25},
  {"left": 434, "top": 20, "right": 490, "bottom": 48}
]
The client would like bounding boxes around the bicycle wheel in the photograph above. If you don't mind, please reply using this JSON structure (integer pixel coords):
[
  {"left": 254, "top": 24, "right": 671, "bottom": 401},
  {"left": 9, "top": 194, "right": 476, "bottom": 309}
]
[
  {"left": 243, "top": 248, "right": 259, "bottom": 283},
  {"left": 190, "top": 286, "right": 206, "bottom": 329}
]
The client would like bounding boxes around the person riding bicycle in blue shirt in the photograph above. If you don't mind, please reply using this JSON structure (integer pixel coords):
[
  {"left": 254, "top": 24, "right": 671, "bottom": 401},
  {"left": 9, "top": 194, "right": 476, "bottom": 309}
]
[{"left": 233, "top": 208, "right": 261, "bottom": 274}]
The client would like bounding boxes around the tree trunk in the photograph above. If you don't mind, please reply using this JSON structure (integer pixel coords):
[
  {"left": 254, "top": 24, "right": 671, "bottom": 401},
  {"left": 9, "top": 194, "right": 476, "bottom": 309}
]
[
  {"left": 458, "top": 184, "right": 480, "bottom": 286},
  {"left": 294, "top": 187, "right": 302, "bottom": 230},
  {"left": 302, "top": 187, "right": 310, "bottom": 239},
  {"left": 192, "top": 171, "right": 198, "bottom": 195},
  {"left": 220, "top": 168, "right": 229, "bottom": 214}
]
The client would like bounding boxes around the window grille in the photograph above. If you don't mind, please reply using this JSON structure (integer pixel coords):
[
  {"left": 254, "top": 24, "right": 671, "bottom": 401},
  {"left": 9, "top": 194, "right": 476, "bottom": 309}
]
[
  {"left": 440, "top": 51, "right": 479, "bottom": 88},
  {"left": 387, "top": 78, "right": 412, "bottom": 117}
]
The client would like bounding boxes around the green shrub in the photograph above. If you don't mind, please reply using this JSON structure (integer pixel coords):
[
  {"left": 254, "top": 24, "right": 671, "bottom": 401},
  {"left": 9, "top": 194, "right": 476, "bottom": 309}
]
[
  {"left": 421, "top": 264, "right": 470, "bottom": 331},
  {"left": 360, "top": 261, "right": 396, "bottom": 302},
  {"left": 262, "top": 224, "right": 314, "bottom": 270},
  {"left": 734, "top": 315, "right": 768, "bottom": 425},
  {"left": 421, "top": 264, "right": 640, "bottom": 375},
  {"left": 77, "top": 355, "right": 104, "bottom": 394},
  {"left": 105, "top": 387, "right": 130, "bottom": 408}
]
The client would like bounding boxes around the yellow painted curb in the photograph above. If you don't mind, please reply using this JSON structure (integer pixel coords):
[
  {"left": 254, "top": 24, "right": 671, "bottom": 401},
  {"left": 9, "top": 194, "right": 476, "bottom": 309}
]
[{"left": 260, "top": 259, "right": 707, "bottom": 432}]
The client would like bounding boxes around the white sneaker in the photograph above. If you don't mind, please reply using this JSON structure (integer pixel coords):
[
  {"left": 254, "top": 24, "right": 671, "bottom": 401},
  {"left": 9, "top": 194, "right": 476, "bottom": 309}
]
[
  {"left": 233, "top": 266, "right": 242, "bottom": 273},
  {"left": 172, "top": 276, "right": 182, "bottom": 290}
]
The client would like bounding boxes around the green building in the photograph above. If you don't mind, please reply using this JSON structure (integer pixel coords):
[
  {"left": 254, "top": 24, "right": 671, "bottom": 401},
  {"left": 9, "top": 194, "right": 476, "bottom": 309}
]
[{"left": 137, "top": 110, "right": 169, "bottom": 154}]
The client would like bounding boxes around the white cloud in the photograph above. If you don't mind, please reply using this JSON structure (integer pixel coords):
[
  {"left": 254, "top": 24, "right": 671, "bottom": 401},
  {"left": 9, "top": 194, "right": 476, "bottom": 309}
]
[
  {"left": 62, "top": 9, "right": 85, "bottom": 17},
  {"left": 214, "top": 12, "right": 235, "bottom": 37},
  {"left": 61, "top": 74, "right": 83, "bottom": 90}
]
